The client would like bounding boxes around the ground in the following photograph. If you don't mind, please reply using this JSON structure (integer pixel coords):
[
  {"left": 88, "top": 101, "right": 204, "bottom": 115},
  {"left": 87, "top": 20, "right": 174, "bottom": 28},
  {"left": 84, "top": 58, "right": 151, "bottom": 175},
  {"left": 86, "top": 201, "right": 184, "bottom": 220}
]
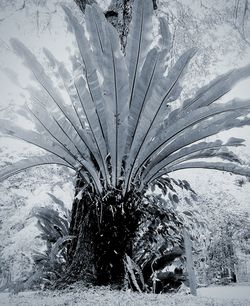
[{"left": 1, "top": 284, "right": 249, "bottom": 306}]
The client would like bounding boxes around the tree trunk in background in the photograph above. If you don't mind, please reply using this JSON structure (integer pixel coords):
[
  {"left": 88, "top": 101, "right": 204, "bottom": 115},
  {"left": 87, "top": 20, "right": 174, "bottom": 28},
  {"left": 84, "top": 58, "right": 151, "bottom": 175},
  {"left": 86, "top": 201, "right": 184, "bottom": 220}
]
[
  {"left": 74, "top": 0, "right": 97, "bottom": 13},
  {"left": 74, "top": 0, "right": 158, "bottom": 51},
  {"left": 184, "top": 229, "right": 197, "bottom": 296},
  {"left": 105, "top": 0, "right": 134, "bottom": 51}
]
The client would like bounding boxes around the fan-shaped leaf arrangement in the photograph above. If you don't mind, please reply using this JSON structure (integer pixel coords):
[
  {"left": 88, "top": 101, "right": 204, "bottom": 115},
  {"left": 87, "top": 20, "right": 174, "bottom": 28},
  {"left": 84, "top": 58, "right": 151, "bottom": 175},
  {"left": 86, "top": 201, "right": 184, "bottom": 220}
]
[{"left": 1, "top": 0, "right": 250, "bottom": 196}]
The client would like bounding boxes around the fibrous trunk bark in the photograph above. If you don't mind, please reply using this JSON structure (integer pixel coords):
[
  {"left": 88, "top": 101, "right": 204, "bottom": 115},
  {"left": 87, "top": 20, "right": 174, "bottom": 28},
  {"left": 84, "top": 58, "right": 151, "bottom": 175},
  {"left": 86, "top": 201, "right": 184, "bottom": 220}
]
[{"left": 62, "top": 178, "right": 141, "bottom": 287}]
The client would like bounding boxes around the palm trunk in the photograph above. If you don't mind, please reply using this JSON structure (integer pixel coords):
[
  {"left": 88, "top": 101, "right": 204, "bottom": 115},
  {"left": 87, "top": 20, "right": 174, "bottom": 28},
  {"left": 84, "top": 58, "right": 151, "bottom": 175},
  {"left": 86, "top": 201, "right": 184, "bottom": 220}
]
[{"left": 62, "top": 181, "right": 142, "bottom": 287}]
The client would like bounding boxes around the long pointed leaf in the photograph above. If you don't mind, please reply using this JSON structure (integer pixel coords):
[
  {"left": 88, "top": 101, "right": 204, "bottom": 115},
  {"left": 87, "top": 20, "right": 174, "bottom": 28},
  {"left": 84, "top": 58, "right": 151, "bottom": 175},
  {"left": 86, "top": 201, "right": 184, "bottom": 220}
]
[
  {"left": 0, "top": 119, "right": 79, "bottom": 168},
  {"left": 101, "top": 22, "right": 130, "bottom": 186},
  {"left": 137, "top": 113, "right": 250, "bottom": 188},
  {"left": 10, "top": 39, "right": 97, "bottom": 161},
  {"left": 124, "top": 48, "right": 197, "bottom": 191},
  {"left": 143, "top": 138, "right": 245, "bottom": 184},
  {"left": 75, "top": 76, "right": 110, "bottom": 185},
  {"left": 85, "top": 4, "right": 106, "bottom": 74},
  {"left": 158, "top": 17, "right": 171, "bottom": 52},
  {"left": 136, "top": 99, "right": 250, "bottom": 177},
  {"left": 138, "top": 115, "right": 250, "bottom": 188},
  {"left": 126, "top": 0, "right": 153, "bottom": 106},
  {"left": 166, "top": 161, "right": 250, "bottom": 177},
  {"left": 125, "top": 48, "right": 159, "bottom": 155},
  {"left": 0, "top": 155, "right": 73, "bottom": 182},
  {"left": 43, "top": 48, "right": 89, "bottom": 136},
  {"left": 183, "top": 64, "right": 250, "bottom": 111}
]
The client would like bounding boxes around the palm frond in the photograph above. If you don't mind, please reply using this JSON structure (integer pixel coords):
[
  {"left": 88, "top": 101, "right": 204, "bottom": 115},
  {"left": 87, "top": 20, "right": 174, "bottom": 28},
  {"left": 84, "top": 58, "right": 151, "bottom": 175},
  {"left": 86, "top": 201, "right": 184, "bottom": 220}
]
[
  {"left": 183, "top": 64, "right": 250, "bottom": 110},
  {"left": 126, "top": 0, "right": 153, "bottom": 108},
  {"left": 1, "top": 2, "right": 250, "bottom": 196},
  {"left": 101, "top": 22, "right": 130, "bottom": 186},
  {"left": 124, "top": 47, "right": 197, "bottom": 192},
  {"left": 10, "top": 39, "right": 91, "bottom": 154},
  {"left": 125, "top": 47, "right": 159, "bottom": 164},
  {"left": 62, "top": 6, "right": 107, "bottom": 139},
  {"left": 143, "top": 138, "right": 245, "bottom": 185},
  {"left": 158, "top": 17, "right": 171, "bottom": 53},
  {"left": 166, "top": 161, "right": 250, "bottom": 177},
  {"left": 0, "top": 118, "right": 79, "bottom": 168},
  {"left": 85, "top": 4, "right": 106, "bottom": 74},
  {"left": 135, "top": 99, "right": 250, "bottom": 178},
  {"left": 0, "top": 155, "right": 72, "bottom": 182},
  {"left": 42, "top": 48, "right": 89, "bottom": 135},
  {"left": 138, "top": 114, "right": 250, "bottom": 189},
  {"left": 75, "top": 76, "right": 110, "bottom": 185}
]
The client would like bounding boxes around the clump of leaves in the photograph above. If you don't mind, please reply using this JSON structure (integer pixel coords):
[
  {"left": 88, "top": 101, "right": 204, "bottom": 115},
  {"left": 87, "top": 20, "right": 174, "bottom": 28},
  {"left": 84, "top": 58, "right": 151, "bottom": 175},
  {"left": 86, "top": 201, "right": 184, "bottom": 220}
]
[
  {"left": 128, "top": 177, "right": 206, "bottom": 293},
  {"left": 1, "top": 0, "right": 250, "bottom": 194},
  {"left": 28, "top": 194, "right": 73, "bottom": 289}
]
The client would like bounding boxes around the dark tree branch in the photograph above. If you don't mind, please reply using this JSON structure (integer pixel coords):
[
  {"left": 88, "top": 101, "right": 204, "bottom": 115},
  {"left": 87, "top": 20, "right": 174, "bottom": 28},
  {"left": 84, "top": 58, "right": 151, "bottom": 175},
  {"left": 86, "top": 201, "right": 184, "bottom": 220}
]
[{"left": 74, "top": 0, "right": 97, "bottom": 13}]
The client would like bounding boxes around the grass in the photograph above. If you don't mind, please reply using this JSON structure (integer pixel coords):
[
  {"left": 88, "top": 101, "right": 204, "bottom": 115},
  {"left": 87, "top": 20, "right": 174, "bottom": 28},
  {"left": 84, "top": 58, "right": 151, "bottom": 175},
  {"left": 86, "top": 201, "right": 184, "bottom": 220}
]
[{"left": 1, "top": 285, "right": 249, "bottom": 306}]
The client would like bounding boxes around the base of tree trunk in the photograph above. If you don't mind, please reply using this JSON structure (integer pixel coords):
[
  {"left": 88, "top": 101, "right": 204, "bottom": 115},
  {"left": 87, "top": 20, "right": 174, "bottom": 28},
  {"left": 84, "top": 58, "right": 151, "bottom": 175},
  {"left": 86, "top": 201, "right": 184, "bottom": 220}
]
[{"left": 55, "top": 184, "right": 142, "bottom": 289}]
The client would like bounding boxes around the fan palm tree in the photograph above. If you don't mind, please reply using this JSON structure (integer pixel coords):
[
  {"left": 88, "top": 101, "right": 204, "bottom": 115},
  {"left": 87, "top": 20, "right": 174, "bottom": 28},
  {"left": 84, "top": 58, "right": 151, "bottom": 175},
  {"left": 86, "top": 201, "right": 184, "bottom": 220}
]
[{"left": 1, "top": 0, "right": 250, "bottom": 287}]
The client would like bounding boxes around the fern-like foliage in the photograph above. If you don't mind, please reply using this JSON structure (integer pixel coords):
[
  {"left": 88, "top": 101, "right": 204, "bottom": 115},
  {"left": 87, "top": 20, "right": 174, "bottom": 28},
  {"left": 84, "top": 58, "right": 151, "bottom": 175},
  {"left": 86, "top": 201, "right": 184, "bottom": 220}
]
[
  {"left": 30, "top": 198, "right": 72, "bottom": 288},
  {"left": 1, "top": 0, "right": 250, "bottom": 196}
]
